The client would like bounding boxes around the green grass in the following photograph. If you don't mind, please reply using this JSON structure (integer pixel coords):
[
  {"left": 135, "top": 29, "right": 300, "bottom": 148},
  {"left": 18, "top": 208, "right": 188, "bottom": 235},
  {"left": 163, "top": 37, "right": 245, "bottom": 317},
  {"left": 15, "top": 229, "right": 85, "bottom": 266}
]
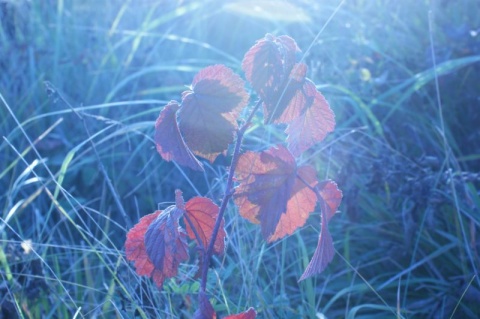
[{"left": 1, "top": 0, "right": 480, "bottom": 318}]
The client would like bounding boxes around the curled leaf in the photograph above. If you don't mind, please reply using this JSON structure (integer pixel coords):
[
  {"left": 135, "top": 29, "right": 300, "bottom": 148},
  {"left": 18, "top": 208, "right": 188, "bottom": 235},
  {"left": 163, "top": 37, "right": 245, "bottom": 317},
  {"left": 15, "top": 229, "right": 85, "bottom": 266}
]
[
  {"left": 178, "top": 65, "right": 249, "bottom": 162},
  {"left": 298, "top": 213, "right": 334, "bottom": 281},
  {"left": 154, "top": 101, "right": 204, "bottom": 171},
  {"left": 234, "top": 145, "right": 317, "bottom": 242},
  {"left": 243, "top": 34, "right": 335, "bottom": 154},
  {"left": 242, "top": 34, "right": 284, "bottom": 104},
  {"left": 242, "top": 34, "right": 301, "bottom": 123},
  {"left": 299, "top": 180, "right": 342, "bottom": 281}
]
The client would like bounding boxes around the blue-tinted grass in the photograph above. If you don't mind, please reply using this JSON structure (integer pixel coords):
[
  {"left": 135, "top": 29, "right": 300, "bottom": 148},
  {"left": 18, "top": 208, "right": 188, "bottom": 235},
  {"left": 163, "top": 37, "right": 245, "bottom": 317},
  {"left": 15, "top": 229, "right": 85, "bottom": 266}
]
[{"left": 1, "top": 0, "right": 479, "bottom": 318}]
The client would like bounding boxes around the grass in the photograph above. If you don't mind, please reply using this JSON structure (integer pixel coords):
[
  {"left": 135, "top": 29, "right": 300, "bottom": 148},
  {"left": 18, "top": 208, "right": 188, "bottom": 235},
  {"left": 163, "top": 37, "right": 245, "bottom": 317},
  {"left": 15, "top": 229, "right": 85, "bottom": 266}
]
[{"left": 1, "top": 0, "right": 480, "bottom": 318}]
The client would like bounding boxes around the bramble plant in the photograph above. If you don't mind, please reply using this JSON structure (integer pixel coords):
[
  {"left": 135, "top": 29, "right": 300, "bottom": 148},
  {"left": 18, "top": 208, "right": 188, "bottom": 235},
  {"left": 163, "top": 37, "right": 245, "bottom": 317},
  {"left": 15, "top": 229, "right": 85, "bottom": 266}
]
[{"left": 125, "top": 33, "right": 342, "bottom": 318}]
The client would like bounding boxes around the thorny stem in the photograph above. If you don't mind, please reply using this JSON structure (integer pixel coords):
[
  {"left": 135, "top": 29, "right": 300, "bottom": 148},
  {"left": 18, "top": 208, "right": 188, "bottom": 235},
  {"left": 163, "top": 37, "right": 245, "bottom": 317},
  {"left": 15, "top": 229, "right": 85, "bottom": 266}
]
[{"left": 199, "top": 100, "right": 262, "bottom": 293}]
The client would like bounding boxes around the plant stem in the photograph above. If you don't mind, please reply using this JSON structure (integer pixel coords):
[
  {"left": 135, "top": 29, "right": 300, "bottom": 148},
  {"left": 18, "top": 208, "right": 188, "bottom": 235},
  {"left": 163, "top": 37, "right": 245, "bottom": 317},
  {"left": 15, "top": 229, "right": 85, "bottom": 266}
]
[
  {"left": 296, "top": 173, "right": 319, "bottom": 196},
  {"left": 199, "top": 100, "right": 262, "bottom": 293}
]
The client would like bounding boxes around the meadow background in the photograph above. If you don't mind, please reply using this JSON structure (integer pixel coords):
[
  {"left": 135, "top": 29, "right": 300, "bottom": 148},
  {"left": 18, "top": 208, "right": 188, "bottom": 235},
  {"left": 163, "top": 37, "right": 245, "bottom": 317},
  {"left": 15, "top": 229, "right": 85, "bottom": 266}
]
[{"left": 1, "top": 0, "right": 479, "bottom": 318}]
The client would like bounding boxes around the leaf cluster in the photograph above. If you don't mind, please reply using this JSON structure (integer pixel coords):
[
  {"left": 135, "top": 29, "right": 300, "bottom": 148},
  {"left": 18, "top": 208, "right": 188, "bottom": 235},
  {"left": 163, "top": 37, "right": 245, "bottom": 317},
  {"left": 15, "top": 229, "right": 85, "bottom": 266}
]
[{"left": 125, "top": 34, "right": 342, "bottom": 317}]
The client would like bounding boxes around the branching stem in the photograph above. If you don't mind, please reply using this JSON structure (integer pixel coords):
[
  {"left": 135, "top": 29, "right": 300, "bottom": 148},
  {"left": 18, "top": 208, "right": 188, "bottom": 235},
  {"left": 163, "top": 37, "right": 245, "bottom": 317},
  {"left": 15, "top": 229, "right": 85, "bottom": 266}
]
[
  {"left": 199, "top": 99, "right": 262, "bottom": 293},
  {"left": 296, "top": 173, "right": 322, "bottom": 199}
]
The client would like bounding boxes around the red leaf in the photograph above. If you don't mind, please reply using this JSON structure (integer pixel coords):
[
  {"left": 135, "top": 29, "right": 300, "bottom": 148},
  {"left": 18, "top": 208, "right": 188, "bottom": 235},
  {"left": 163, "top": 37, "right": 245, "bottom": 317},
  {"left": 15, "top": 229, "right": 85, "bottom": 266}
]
[
  {"left": 285, "top": 80, "right": 335, "bottom": 156},
  {"left": 268, "top": 165, "right": 318, "bottom": 242},
  {"left": 154, "top": 101, "right": 204, "bottom": 171},
  {"left": 224, "top": 308, "right": 257, "bottom": 319},
  {"left": 317, "top": 180, "right": 342, "bottom": 223},
  {"left": 178, "top": 65, "right": 249, "bottom": 162},
  {"left": 299, "top": 180, "right": 342, "bottom": 281},
  {"left": 242, "top": 34, "right": 284, "bottom": 104},
  {"left": 194, "top": 293, "right": 256, "bottom": 319},
  {"left": 298, "top": 213, "right": 334, "bottom": 281},
  {"left": 125, "top": 211, "right": 161, "bottom": 277},
  {"left": 242, "top": 34, "right": 303, "bottom": 123},
  {"left": 276, "top": 35, "right": 299, "bottom": 76},
  {"left": 266, "top": 63, "right": 307, "bottom": 124},
  {"left": 269, "top": 63, "right": 308, "bottom": 123},
  {"left": 125, "top": 203, "right": 189, "bottom": 288},
  {"left": 243, "top": 35, "right": 335, "bottom": 153},
  {"left": 184, "top": 197, "right": 226, "bottom": 255},
  {"left": 234, "top": 145, "right": 317, "bottom": 242},
  {"left": 193, "top": 292, "right": 217, "bottom": 319}
]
